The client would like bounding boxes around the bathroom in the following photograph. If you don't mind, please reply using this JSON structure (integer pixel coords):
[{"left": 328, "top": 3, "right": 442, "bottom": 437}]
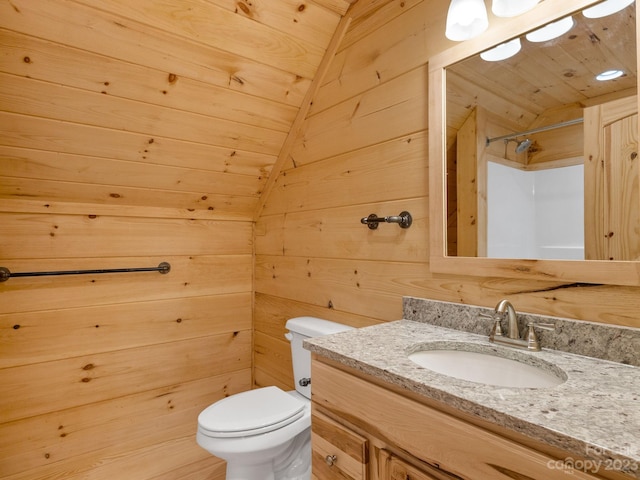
[{"left": 0, "top": 0, "right": 638, "bottom": 478}]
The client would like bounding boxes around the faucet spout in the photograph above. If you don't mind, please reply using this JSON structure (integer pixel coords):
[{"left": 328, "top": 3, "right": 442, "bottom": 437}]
[{"left": 495, "top": 300, "right": 519, "bottom": 339}]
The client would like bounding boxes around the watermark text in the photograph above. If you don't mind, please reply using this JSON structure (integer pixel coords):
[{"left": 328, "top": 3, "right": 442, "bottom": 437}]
[{"left": 547, "top": 446, "right": 638, "bottom": 475}]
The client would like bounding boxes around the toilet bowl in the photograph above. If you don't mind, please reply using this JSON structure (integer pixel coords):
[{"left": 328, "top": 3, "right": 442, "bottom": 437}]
[
  {"left": 197, "top": 388, "right": 311, "bottom": 479},
  {"left": 196, "top": 317, "right": 353, "bottom": 480}
]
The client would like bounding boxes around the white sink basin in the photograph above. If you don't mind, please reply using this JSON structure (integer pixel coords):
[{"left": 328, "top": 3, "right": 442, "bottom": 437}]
[{"left": 408, "top": 346, "right": 565, "bottom": 388}]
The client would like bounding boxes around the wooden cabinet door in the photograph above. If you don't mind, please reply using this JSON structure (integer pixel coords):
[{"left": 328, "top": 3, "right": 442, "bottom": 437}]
[
  {"left": 311, "top": 410, "right": 368, "bottom": 479},
  {"left": 379, "top": 450, "right": 459, "bottom": 480}
]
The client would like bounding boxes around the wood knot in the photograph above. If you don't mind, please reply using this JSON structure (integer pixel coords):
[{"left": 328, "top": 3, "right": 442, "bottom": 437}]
[
  {"left": 231, "top": 75, "right": 245, "bottom": 85},
  {"left": 167, "top": 73, "right": 178, "bottom": 84},
  {"left": 236, "top": 2, "right": 251, "bottom": 15}
]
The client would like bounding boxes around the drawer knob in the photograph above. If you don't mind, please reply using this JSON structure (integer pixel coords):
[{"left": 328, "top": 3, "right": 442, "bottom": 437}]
[{"left": 325, "top": 454, "right": 337, "bottom": 466}]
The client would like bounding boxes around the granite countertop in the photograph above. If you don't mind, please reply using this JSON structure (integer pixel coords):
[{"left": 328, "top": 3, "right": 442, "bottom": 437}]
[{"left": 305, "top": 320, "right": 640, "bottom": 478}]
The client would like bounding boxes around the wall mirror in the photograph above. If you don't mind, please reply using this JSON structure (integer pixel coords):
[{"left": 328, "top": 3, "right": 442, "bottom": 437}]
[{"left": 429, "top": 0, "right": 640, "bottom": 285}]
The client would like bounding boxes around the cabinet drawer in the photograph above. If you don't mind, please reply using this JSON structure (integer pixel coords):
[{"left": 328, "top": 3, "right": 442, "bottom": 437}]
[
  {"left": 379, "top": 450, "right": 459, "bottom": 480},
  {"left": 312, "top": 411, "right": 368, "bottom": 479}
]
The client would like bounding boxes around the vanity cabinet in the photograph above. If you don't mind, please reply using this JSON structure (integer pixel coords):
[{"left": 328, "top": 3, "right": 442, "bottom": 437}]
[
  {"left": 311, "top": 357, "right": 612, "bottom": 480},
  {"left": 311, "top": 410, "right": 368, "bottom": 479}
]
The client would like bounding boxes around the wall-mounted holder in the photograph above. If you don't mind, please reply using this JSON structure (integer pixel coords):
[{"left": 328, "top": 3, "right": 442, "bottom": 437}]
[
  {"left": 0, "top": 262, "right": 171, "bottom": 282},
  {"left": 361, "top": 211, "right": 412, "bottom": 230}
]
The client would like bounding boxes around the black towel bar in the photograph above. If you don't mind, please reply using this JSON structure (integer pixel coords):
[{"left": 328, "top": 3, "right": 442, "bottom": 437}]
[{"left": 0, "top": 262, "right": 171, "bottom": 282}]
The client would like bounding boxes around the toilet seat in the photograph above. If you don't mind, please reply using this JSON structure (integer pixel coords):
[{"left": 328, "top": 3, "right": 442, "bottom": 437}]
[{"left": 198, "top": 386, "right": 305, "bottom": 438}]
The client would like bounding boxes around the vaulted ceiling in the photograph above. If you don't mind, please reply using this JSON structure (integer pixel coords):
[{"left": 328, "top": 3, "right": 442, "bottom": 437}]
[{"left": 0, "top": 0, "right": 355, "bottom": 220}]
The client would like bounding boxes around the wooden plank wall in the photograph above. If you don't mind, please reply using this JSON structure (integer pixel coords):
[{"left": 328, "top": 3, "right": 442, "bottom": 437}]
[
  {"left": 0, "top": 0, "right": 358, "bottom": 477},
  {"left": 254, "top": 0, "right": 640, "bottom": 393},
  {"left": 0, "top": 204, "right": 253, "bottom": 473},
  {"left": 1, "top": 0, "right": 639, "bottom": 478},
  {"left": 0, "top": 0, "right": 324, "bottom": 477}
]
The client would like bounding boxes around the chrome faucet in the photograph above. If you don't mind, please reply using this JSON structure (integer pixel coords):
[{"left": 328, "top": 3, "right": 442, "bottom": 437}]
[{"left": 484, "top": 299, "right": 555, "bottom": 351}]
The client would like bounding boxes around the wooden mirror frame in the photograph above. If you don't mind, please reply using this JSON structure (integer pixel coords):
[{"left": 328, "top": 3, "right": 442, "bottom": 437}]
[{"left": 429, "top": 0, "right": 640, "bottom": 286}]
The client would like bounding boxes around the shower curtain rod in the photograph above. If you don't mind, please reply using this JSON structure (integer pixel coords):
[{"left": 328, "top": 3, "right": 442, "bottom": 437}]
[{"left": 485, "top": 117, "right": 584, "bottom": 146}]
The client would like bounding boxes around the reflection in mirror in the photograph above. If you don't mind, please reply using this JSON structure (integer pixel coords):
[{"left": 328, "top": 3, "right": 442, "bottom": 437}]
[{"left": 445, "top": 1, "right": 638, "bottom": 261}]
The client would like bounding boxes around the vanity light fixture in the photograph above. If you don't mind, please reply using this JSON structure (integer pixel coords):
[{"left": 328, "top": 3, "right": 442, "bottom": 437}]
[
  {"left": 445, "top": 0, "right": 489, "bottom": 41},
  {"left": 583, "top": 0, "right": 634, "bottom": 18},
  {"left": 596, "top": 69, "right": 625, "bottom": 80},
  {"left": 480, "top": 38, "right": 522, "bottom": 61},
  {"left": 492, "top": 0, "right": 540, "bottom": 18},
  {"left": 525, "top": 15, "right": 575, "bottom": 42}
]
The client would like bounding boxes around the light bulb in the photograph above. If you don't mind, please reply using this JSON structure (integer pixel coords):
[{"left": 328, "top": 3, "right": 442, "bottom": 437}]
[
  {"left": 445, "top": 0, "right": 489, "bottom": 41},
  {"left": 583, "top": 0, "right": 634, "bottom": 18},
  {"left": 525, "top": 16, "right": 575, "bottom": 43},
  {"left": 480, "top": 38, "right": 522, "bottom": 61},
  {"left": 492, "top": 0, "right": 540, "bottom": 18}
]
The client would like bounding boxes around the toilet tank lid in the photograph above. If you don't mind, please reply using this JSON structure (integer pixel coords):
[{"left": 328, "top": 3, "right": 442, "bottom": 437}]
[{"left": 285, "top": 316, "right": 354, "bottom": 338}]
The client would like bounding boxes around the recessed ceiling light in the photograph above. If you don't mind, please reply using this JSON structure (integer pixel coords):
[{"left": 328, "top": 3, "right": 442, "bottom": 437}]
[
  {"left": 525, "top": 16, "right": 575, "bottom": 43},
  {"left": 480, "top": 38, "right": 522, "bottom": 61},
  {"left": 596, "top": 69, "right": 624, "bottom": 81},
  {"left": 583, "top": 0, "right": 634, "bottom": 19}
]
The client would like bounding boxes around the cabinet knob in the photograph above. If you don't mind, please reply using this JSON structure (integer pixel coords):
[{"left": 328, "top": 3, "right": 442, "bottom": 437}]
[{"left": 325, "top": 454, "right": 337, "bottom": 466}]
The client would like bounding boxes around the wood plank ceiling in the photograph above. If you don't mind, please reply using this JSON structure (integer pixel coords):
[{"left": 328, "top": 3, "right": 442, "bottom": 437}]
[
  {"left": 0, "top": 0, "right": 354, "bottom": 220},
  {"left": 446, "top": 3, "right": 637, "bottom": 146}
]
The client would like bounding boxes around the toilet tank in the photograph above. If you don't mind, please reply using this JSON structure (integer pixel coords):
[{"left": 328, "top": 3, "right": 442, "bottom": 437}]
[{"left": 284, "top": 316, "right": 353, "bottom": 399}]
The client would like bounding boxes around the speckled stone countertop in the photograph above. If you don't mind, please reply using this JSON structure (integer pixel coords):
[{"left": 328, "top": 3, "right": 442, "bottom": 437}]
[{"left": 305, "top": 320, "right": 640, "bottom": 478}]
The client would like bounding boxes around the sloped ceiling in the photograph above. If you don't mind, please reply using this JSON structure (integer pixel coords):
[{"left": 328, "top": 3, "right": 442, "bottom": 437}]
[{"left": 0, "top": 0, "right": 354, "bottom": 219}]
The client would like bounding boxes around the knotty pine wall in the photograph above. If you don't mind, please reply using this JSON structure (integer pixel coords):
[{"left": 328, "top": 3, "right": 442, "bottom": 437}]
[
  {"left": 0, "top": 0, "right": 347, "bottom": 477},
  {"left": 254, "top": 0, "right": 640, "bottom": 393},
  {"left": 2, "top": 0, "right": 640, "bottom": 479}
]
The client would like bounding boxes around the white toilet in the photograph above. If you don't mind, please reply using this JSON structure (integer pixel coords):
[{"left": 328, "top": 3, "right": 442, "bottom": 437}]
[{"left": 196, "top": 316, "right": 353, "bottom": 480}]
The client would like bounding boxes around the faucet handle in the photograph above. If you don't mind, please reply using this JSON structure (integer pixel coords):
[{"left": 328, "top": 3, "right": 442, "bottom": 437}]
[
  {"left": 480, "top": 312, "right": 504, "bottom": 338},
  {"left": 525, "top": 322, "right": 556, "bottom": 351}
]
